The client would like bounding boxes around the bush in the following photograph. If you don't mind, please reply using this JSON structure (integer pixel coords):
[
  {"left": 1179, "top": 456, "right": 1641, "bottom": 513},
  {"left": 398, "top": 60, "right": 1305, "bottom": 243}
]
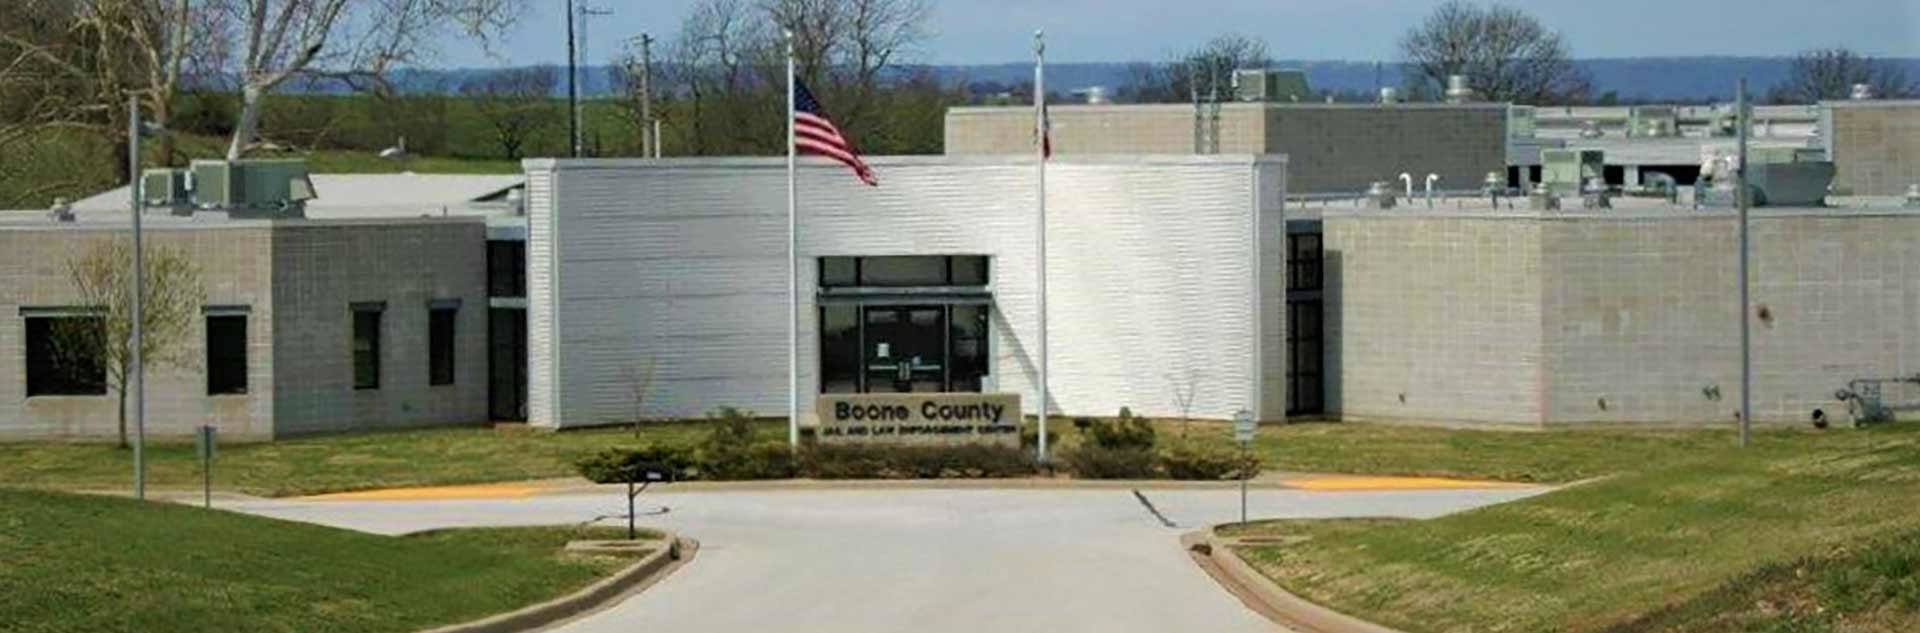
[
  {"left": 798, "top": 444, "right": 1038, "bottom": 479},
  {"left": 574, "top": 444, "right": 697, "bottom": 484},
  {"left": 697, "top": 407, "right": 795, "bottom": 480},
  {"left": 1159, "top": 442, "right": 1264, "bottom": 480},
  {"left": 1058, "top": 445, "right": 1159, "bottom": 479},
  {"left": 1020, "top": 423, "right": 1059, "bottom": 451},
  {"left": 1081, "top": 408, "right": 1156, "bottom": 451}
]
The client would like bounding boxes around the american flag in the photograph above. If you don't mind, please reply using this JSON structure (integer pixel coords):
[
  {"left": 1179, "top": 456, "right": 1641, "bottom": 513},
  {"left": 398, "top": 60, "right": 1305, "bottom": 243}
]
[{"left": 794, "top": 80, "right": 877, "bottom": 186}]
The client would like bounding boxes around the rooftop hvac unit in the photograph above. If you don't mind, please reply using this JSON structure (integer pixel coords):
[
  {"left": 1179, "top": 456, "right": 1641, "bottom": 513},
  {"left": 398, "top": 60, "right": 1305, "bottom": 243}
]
[
  {"left": 1507, "top": 106, "right": 1537, "bottom": 139},
  {"left": 141, "top": 168, "right": 192, "bottom": 209},
  {"left": 189, "top": 159, "right": 317, "bottom": 214},
  {"left": 1627, "top": 106, "right": 1678, "bottom": 138},
  {"left": 1232, "top": 69, "right": 1311, "bottom": 103},
  {"left": 1541, "top": 149, "right": 1604, "bottom": 195}
]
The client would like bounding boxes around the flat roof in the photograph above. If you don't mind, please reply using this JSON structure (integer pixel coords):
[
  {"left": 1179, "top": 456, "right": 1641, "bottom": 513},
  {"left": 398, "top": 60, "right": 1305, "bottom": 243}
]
[
  {"left": 0, "top": 210, "right": 487, "bottom": 232},
  {"left": 1307, "top": 194, "right": 1917, "bottom": 219},
  {"left": 71, "top": 173, "right": 524, "bottom": 212},
  {"left": 947, "top": 102, "right": 1511, "bottom": 117},
  {"left": 524, "top": 154, "right": 1288, "bottom": 171}
]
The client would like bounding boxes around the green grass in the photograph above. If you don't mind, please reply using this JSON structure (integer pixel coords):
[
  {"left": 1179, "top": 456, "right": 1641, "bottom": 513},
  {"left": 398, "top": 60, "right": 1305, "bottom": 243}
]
[
  {"left": 0, "top": 488, "right": 658, "bottom": 633},
  {"left": 0, "top": 420, "right": 775, "bottom": 497},
  {"left": 1225, "top": 422, "right": 1920, "bottom": 633}
]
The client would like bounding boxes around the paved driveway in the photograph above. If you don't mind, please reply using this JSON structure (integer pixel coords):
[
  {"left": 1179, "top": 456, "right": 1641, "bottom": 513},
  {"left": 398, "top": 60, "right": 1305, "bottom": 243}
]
[{"left": 229, "top": 485, "right": 1543, "bottom": 633}]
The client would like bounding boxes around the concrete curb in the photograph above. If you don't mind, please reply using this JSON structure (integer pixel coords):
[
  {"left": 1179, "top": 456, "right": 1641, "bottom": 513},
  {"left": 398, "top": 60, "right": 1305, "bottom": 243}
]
[
  {"left": 1181, "top": 530, "right": 1408, "bottom": 633},
  {"left": 416, "top": 533, "right": 697, "bottom": 633}
]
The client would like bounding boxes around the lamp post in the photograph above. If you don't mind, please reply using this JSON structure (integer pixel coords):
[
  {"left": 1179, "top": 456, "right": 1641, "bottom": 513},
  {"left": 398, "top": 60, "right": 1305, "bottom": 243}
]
[{"left": 126, "top": 96, "right": 164, "bottom": 500}]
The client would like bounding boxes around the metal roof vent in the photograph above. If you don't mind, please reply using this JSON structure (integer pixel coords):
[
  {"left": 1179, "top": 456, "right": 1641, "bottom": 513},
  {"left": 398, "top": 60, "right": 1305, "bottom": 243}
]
[
  {"left": 1851, "top": 83, "right": 1875, "bottom": 100},
  {"left": 1905, "top": 184, "right": 1920, "bottom": 208},
  {"left": 1364, "top": 181, "right": 1397, "bottom": 209},
  {"left": 1445, "top": 75, "right": 1475, "bottom": 103},
  {"left": 507, "top": 187, "right": 526, "bottom": 216},
  {"left": 48, "top": 197, "right": 74, "bottom": 223},
  {"left": 1528, "top": 183, "right": 1560, "bottom": 211},
  {"left": 1378, "top": 87, "right": 1399, "bottom": 104}
]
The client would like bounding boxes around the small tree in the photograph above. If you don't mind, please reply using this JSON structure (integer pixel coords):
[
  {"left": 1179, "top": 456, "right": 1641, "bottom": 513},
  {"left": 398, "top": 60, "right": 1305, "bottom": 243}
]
[
  {"left": 1771, "top": 48, "right": 1918, "bottom": 103},
  {"left": 624, "top": 358, "right": 657, "bottom": 437},
  {"left": 462, "top": 66, "right": 559, "bottom": 160},
  {"left": 1167, "top": 370, "right": 1200, "bottom": 438},
  {"left": 57, "top": 240, "right": 206, "bottom": 448},
  {"left": 1398, "top": 1, "right": 1591, "bottom": 104}
]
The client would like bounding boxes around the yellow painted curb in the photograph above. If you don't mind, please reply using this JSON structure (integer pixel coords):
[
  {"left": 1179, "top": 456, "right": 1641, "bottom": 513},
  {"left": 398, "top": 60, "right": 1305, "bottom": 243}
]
[
  {"left": 1283, "top": 475, "right": 1524, "bottom": 491},
  {"left": 302, "top": 482, "right": 550, "bottom": 501}
]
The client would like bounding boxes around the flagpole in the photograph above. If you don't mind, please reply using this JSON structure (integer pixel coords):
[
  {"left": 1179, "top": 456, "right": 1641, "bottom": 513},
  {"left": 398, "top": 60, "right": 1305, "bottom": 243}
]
[
  {"left": 1034, "top": 30, "right": 1049, "bottom": 463},
  {"left": 786, "top": 30, "right": 800, "bottom": 449}
]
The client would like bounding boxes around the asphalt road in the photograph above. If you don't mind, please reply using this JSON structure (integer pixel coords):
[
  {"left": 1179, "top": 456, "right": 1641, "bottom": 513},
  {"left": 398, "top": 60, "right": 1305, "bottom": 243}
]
[{"left": 229, "top": 486, "right": 1543, "bottom": 633}]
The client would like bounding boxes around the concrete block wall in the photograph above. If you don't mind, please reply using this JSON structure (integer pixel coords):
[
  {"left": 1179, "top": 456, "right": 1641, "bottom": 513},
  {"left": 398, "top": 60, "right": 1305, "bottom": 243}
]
[
  {"left": 1542, "top": 212, "right": 1920, "bottom": 425},
  {"left": 945, "top": 104, "right": 1263, "bottom": 156},
  {"left": 1266, "top": 105, "right": 1507, "bottom": 195},
  {"left": 1826, "top": 101, "right": 1920, "bottom": 196},
  {"left": 270, "top": 220, "right": 490, "bottom": 436},
  {"left": 0, "top": 224, "right": 277, "bottom": 440},
  {"left": 1321, "top": 212, "right": 1545, "bottom": 425},
  {"left": 945, "top": 103, "right": 1506, "bottom": 194},
  {"left": 1323, "top": 208, "right": 1920, "bottom": 427}
]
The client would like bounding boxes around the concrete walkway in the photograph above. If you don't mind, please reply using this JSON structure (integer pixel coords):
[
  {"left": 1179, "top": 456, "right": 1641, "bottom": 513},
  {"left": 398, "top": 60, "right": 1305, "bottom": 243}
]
[{"left": 227, "top": 484, "right": 1543, "bottom": 632}]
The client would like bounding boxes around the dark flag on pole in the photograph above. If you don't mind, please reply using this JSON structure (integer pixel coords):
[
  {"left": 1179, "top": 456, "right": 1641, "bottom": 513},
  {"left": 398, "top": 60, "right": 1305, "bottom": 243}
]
[{"left": 793, "top": 80, "right": 878, "bottom": 186}]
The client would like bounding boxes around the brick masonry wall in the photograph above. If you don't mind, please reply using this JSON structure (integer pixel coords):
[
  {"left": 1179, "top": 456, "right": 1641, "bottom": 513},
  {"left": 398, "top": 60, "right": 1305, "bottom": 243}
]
[
  {"left": 1321, "top": 212, "right": 1545, "bottom": 425},
  {"left": 269, "top": 221, "right": 489, "bottom": 436},
  {"left": 1828, "top": 101, "right": 1920, "bottom": 196},
  {"left": 0, "top": 225, "right": 277, "bottom": 440}
]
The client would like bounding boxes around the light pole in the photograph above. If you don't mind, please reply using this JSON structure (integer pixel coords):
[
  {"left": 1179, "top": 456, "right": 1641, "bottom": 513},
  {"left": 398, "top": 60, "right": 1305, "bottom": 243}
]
[
  {"left": 127, "top": 95, "right": 158, "bottom": 500},
  {"left": 573, "top": 3, "right": 613, "bottom": 157},
  {"left": 1735, "top": 78, "right": 1752, "bottom": 447},
  {"left": 565, "top": 0, "right": 578, "bottom": 158}
]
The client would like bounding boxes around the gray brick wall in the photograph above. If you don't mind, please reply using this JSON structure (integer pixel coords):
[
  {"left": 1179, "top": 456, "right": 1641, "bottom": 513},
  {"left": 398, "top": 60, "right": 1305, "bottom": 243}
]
[
  {"left": 0, "top": 225, "right": 278, "bottom": 440},
  {"left": 1827, "top": 101, "right": 1920, "bottom": 196},
  {"left": 269, "top": 221, "right": 489, "bottom": 436}
]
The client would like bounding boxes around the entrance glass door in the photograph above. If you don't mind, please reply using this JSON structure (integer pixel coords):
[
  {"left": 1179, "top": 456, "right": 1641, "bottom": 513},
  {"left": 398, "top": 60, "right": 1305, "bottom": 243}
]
[{"left": 863, "top": 306, "right": 947, "bottom": 393}]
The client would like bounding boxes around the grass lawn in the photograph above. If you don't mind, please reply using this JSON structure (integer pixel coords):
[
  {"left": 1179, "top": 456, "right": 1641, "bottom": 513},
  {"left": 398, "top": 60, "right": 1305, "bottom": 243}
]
[
  {"left": 0, "top": 417, "right": 1791, "bottom": 497},
  {"left": 1223, "top": 421, "right": 1920, "bottom": 633},
  {"left": 0, "top": 488, "right": 659, "bottom": 633},
  {"left": 0, "top": 420, "right": 761, "bottom": 497}
]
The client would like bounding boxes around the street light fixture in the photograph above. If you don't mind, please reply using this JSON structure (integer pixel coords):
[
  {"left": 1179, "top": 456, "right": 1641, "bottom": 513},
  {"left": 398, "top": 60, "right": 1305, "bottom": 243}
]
[{"left": 127, "top": 95, "right": 165, "bottom": 501}]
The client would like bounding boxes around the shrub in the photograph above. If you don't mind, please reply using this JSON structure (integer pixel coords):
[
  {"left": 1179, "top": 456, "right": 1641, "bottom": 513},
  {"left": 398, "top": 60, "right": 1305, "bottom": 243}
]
[
  {"left": 1020, "top": 423, "right": 1059, "bottom": 451},
  {"left": 798, "top": 444, "right": 1038, "bottom": 479},
  {"left": 1081, "top": 408, "right": 1156, "bottom": 451},
  {"left": 1159, "top": 442, "right": 1264, "bottom": 480},
  {"left": 1058, "top": 445, "right": 1159, "bottom": 479},
  {"left": 694, "top": 407, "right": 797, "bottom": 480},
  {"left": 574, "top": 444, "right": 697, "bottom": 484}
]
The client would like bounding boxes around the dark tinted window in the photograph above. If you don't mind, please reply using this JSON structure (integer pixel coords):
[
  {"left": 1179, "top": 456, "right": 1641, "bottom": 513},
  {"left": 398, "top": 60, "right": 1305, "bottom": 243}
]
[
  {"left": 206, "top": 315, "right": 248, "bottom": 395},
  {"left": 26, "top": 316, "right": 106, "bottom": 396},
  {"left": 353, "top": 308, "right": 382, "bottom": 389},
  {"left": 819, "top": 256, "right": 991, "bottom": 288},
  {"left": 429, "top": 307, "right": 456, "bottom": 386},
  {"left": 488, "top": 241, "right": 526, "bottom": 298}
]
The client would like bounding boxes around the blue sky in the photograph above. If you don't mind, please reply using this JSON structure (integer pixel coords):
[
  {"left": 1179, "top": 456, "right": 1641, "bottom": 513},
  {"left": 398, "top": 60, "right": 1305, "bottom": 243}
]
[{"left": 441, "top": 0, "right": 1920, "bottom": 67}]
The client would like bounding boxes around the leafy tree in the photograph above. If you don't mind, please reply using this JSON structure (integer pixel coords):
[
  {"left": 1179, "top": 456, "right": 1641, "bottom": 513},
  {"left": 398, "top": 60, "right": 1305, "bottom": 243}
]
[
  {"left": 461, "top": 66, "right": 559, "bottom": 160},
  {"left": 57, "top": 240, "right": 206, "bottom": 448},
  {"left": 1770, "top": 48, "right": 1918, "bottom": 103},
  {"left": 1398, "top": 1, "right": 1591, "bottom": 104},
  {"left": 1124, "top": 33, "right": 1272, "bottom": 104}
]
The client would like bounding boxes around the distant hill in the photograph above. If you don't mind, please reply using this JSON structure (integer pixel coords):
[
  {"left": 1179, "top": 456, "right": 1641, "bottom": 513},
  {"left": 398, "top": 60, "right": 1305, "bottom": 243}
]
[{"left": 295, "top": 56, "right": 1920, "bottom": 104}]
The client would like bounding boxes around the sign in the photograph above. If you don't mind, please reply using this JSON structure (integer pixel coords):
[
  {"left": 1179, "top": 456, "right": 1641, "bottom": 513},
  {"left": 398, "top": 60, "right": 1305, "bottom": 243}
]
[
  {"left": 1233, "top": 409, "right": 1256, "bottom": 445},
  {"left": 815, "top": 393, "right": 1022, "bottom": 446}
]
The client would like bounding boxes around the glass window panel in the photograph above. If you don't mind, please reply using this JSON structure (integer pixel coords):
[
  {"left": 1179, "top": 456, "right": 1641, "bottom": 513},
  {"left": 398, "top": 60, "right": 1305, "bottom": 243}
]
[
  {"left": 948, "top": 305, "right": 989, "bottom": 392},
  {"left": 429, "top": 308, "right": 456, "bottom": 386},
  {"left": 206, "top": 315, "right": 248, "bottom": 395},
  {"left": 951, "top": 256, "right": 988, "bottom": 285},
  {"left": 820, "top": 257, "right": 857, "bottom": 287},
  {"left": 858, "top": 256, "right": 947, "bottom": 287},
  {"left": 353, "top": 309, "right": 381, "bottom": 390},
  {"left": 25, "top": 316, "right": 107, "bottom": 396},
  {"left": 819, "top": 306, "right": 860, "bottom": 393}
]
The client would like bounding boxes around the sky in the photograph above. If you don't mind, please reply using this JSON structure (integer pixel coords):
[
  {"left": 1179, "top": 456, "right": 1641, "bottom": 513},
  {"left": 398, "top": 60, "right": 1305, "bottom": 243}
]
[{"left": 440, "top": 0, "right": 1920, "bottom": 68}]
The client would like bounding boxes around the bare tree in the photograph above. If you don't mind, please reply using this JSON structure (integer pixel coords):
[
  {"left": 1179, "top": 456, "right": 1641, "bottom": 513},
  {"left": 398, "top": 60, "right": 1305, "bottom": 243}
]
[
  {"left": 1125, "top": 33, "right": 1271, "bottom": 104},
  {"left": 1398, "top": 1, "right": 1590, "bottom": 104},
  {"left": 57, "top": 240, "right": 206, "bottom": 448},
  {"left": 1771, "top": 48, "right": 1918, "bottom": 103},
  {"left": 216, "top": 0, "right": 526, "bottom": 159},
  {"left": 1167, "top": 369, "right": 1200, "bottom": 438},
  {"left": 461, "top": 66, "right": 558, "bottom": 160},
  {"left": 624, "top": 359, "right": 657, "bottom": 437}
]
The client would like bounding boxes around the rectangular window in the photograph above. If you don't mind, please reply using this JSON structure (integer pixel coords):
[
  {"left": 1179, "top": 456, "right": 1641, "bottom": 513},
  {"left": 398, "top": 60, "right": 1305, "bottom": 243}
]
[
  {"left": 429, "top": 307, "right": 456, "bottom": 386},
  {"left": 819, "top": 256, "right": 991, "bottom": 288},
  {"left": 25, "top": 316, "right": 106, "bottom": 396},
  {"left": 352, "top": 306, "right": 382, "bottom": 390},
  {"left": 487, "top": 241, "right": 526, "bottom": 298},
  {"left": 205, "top": 315, "right": 248, "bottom": 395}
]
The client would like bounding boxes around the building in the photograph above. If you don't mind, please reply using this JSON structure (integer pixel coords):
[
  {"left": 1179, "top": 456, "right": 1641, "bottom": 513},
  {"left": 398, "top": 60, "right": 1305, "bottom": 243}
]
[
  {"left": 0, "top": 171, "right": 526, "bottom": 440},
  {"left": 945, "top": 102, "right": 1507, "bottom": 194},
  {"left": 521, "top": 155, "right": 1290, "bottom": 428},
  {"left": 1300, "top": 194, "right": 1920, "bottom": 426}
]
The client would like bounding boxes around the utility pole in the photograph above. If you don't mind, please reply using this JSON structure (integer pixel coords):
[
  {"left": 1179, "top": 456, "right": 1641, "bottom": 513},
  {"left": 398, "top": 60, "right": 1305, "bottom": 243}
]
[
  {"left": 1735, "top": 78, "right": 1752, "bottom": 448},
  {"left": 575, "top": 3, "right": 613, "bottom": 157},
  {"left": 128, "top": 96, "right": 146, "bottom": 500},
  {"left": 566, "top": 0, "right": 578, "bottom": 158},
  {"left": 633, "top": 33, "right": 655, "bottom": 158}
]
